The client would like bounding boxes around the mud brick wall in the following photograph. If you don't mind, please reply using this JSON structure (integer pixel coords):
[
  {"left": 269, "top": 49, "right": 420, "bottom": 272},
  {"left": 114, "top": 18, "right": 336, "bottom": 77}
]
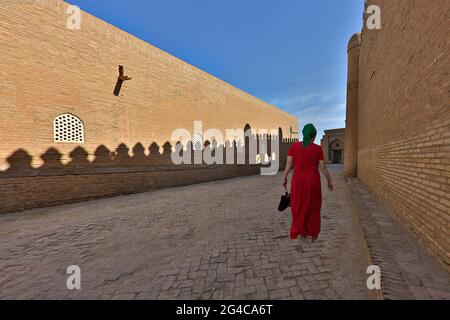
[
  {"left": 0, "top": 165, "right": 262, "bottom": 214},
  {"left": 0, "top": 1, "right": 298, "bottom": 213},
  {"left": 354, "top": 0, "right": 449, "bottom": 270}
]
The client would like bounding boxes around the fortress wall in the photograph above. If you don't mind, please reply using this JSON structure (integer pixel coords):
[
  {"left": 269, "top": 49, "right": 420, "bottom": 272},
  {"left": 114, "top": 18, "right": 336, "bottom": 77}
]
[
  {"left": 354, "top": 0, "right": 449, "bottom": 269},
  {"left": 0, "top": 0, "right": 297, "bottom": 213},
  {"left": 0, "top": 0, "right": 297, "bottom": 167},
  {"left": 343, "top": 34, "right": 360, "bottom": 176}
]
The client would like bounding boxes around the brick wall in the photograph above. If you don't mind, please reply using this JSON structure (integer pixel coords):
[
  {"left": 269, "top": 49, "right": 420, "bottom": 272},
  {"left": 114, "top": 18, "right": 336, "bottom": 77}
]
[
  {"left": 1, "top": 165, "right": 262, "bottom": 214},
  {"left": 0, "top": 1, "right": 297, "bottom": 213},
  {"left": 354, "top": 0, "right": 449, "bottom": 270},
  {"left": 343, "top": 34, "right": 360, "bottom": 176}
]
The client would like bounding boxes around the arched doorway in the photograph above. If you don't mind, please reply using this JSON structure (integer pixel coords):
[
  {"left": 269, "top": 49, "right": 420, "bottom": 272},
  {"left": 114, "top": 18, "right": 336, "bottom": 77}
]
[{"left": 329, "top": 139, "right": 344, "bottom": 164}]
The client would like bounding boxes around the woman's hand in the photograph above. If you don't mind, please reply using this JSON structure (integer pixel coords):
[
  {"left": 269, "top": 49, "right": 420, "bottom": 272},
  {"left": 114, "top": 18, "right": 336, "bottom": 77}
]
[
  {"left": 327, "top": 181, "right": 334, "bottom": 192},
  {"left": 282, "top": 156, "right": 293, "bottom": 189},
  {"left": 282, "top": 176, "right": 288, "bottom": 188}
]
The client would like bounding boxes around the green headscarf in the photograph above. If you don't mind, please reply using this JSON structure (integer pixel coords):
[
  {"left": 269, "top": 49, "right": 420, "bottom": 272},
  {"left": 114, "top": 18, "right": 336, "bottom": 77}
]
[{"left": 302, "top": 123, "right": 317, "bottom": 148}]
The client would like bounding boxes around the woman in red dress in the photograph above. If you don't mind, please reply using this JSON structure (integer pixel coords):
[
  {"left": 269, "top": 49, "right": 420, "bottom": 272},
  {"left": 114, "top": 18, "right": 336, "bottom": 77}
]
[{"left": 282, "top": 124, "right": 333, "bottom": 242}]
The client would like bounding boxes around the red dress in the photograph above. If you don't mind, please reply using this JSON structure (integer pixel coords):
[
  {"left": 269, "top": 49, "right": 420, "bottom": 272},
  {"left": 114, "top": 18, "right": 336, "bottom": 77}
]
[{"left": 288, "top": 142, "right": 324, "bottom": 239}]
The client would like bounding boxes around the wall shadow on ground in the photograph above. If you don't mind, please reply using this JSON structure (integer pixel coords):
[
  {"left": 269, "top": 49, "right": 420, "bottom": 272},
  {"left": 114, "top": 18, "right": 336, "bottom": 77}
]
[
  {"left": 1, "top": 133, "right": 297, "bottom": 178},
  {"left": 0, "top": 126, "right": 298, "bottom": 214}
]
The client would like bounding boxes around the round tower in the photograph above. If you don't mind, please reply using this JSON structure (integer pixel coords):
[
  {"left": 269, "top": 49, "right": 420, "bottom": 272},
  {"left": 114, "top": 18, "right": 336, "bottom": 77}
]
[{"left": 344, "top": 33, "right": 361, "bottom": 177}]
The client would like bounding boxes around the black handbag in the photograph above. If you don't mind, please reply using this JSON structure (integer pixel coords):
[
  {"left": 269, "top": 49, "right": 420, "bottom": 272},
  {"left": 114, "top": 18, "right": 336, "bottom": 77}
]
[{"left": 278, "top": 187, "right": 291, "bottom": 212}]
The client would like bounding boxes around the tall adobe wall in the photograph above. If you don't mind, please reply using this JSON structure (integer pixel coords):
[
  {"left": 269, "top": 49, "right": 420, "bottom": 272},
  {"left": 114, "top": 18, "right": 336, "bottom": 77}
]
[
  {"left": 0, "top": 0, "right": 297, "bottom": 169},
  {"left": 0, "top": 0, "right": 298, "bottom": 213},
  {"left": 344, "top": 33, "right": 361, "bottom": 177},
  {"left": 347, "top": 0, "right": 449, "bottom": 271}
]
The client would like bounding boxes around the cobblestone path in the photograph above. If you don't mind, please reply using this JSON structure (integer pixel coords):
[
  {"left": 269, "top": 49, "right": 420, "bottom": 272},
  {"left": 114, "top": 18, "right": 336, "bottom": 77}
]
[{"left": 0, "top": 165, "right": 376, "bottom": 299}]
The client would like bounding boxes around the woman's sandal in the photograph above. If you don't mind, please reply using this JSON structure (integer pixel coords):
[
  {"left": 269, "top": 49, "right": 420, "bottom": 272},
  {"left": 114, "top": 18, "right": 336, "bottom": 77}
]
[{"left": 307, "top": 236, "right": 318, "bottom": 243}]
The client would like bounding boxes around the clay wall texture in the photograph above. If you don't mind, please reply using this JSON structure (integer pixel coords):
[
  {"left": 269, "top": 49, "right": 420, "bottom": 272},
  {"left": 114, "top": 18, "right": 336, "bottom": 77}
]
[
  {"left": 0, "top": 0, "right": 297, "bottom": 213},
  {"left": 351, "top": 0, "right": 449, "bottom": 270}
]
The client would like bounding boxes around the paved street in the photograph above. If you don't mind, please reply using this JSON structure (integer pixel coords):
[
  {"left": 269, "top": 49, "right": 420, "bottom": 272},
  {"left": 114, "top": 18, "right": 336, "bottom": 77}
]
[
  {"left": 0, "top": 165, "right": 377, "bottom": 299},
  {"left": 348, "top": 178, "right": 450, "bottom": 300}
]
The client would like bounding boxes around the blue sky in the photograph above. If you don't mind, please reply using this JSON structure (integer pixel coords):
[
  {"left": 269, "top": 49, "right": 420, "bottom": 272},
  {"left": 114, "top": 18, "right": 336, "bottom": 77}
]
[{"left": 67, "top": 0, "right": 364, "bottom": 141}]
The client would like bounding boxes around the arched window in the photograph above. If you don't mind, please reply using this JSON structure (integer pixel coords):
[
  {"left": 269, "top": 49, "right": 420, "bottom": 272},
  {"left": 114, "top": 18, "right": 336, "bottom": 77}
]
[{"left": 54, "top": 113, "right": 84, "bottom": 143}]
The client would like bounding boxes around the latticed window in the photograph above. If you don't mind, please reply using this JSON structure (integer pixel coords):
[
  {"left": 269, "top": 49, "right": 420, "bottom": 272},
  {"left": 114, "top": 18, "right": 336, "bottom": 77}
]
[{"left": 54, "top": 113, "right": 84, "bottom": 143}]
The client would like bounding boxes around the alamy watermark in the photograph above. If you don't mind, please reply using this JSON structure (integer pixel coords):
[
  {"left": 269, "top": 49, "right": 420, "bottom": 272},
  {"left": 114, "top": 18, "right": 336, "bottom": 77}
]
[
  {"left": 366, "top": 5, "right": 382, "bottom": 30},
  {"left": 66, "top": 5, "right": 81, "bottom": 30},
  {"left": 171, "top": 121, "right": 282, "bottom": 176},
  {"left": 66, "top": 265, "right": 81, "bottom": 290},
  {"left": 366, "top": 265, "right": 381, "bottom": 290}
]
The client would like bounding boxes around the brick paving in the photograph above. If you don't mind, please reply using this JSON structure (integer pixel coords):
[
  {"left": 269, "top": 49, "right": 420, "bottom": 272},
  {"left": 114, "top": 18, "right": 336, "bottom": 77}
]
[
  {"left": 0, "top": 165, "right": 376, "bottom": 299},
  {"left": 348, "top": 178, "right": 450, "bottom": 300}
]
